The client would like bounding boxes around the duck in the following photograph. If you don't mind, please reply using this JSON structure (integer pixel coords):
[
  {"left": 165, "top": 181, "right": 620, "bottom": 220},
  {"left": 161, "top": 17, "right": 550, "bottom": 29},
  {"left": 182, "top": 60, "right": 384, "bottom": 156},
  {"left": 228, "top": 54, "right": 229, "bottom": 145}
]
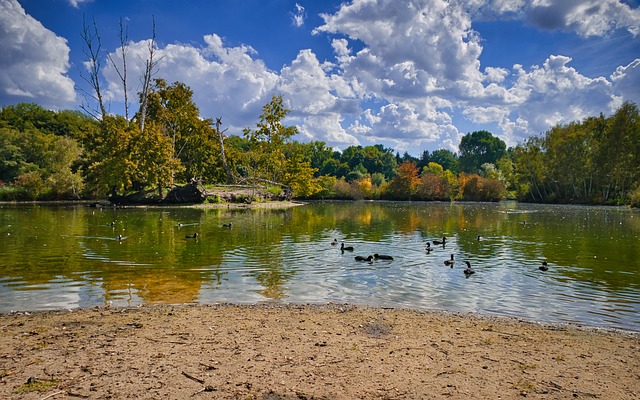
[
  {"left": 374, "top": 253, "right": 393, "bottom": 260},
  {"left": 539, "top": 261, "right": 549, "bottom": 271},
  {"left": 433, "top": 237, "right": 447, "bottom": 245},
  {"left": 331, "top": 238, "right": 338, "bottom": 245},
  {"left": 186, "top": 233, "right": 199, "bottom": 239},
  {"left": 355, "top": 255, "right": 373, "bottom": 262},
  {"left": 444, "top": 254, "right": 455, "bottom": 267},
  {"left": 116, "top": 234, "right": 124, "bottom": 241},
  {"left": 463, "top": 261, "right": 475, "bottom": 275},
  {"left": 341, "top": 243, "right": 354, "bottom": 251},
  {"left": 425, "top": 242, "right": 433, "bottom": 253},
  {"left": 222, "top": 223, "right": 233, "bottom": 228},
  {"left": 477, "top": 235, "right": 484, "bottom": 241}
]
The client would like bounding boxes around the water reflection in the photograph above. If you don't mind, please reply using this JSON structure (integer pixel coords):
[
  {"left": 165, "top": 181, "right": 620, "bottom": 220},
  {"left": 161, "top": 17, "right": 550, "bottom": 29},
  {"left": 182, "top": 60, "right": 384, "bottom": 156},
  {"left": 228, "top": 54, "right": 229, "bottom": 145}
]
[{"left": 0, "top": 202, "right": 639, "bottom": 331}]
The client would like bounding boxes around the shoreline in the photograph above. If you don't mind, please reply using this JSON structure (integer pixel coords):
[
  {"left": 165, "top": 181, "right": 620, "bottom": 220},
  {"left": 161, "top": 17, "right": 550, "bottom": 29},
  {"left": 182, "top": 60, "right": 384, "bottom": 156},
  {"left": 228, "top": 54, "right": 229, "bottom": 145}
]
[{"left": 1, "top": 303, "right": 638, "bottom": 399}]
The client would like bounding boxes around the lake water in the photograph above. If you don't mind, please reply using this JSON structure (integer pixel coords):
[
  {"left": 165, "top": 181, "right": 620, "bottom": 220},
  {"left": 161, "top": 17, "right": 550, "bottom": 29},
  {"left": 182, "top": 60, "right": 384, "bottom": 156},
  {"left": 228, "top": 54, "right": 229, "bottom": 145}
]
[{"left": 1, "top": 201, "right": 639, "bottom": 331}]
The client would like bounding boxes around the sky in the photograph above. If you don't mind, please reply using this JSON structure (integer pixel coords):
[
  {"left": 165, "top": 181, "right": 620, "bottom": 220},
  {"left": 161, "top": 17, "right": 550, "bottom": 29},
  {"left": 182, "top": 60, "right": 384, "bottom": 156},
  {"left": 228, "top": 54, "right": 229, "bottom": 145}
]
[{"left": 1, "top": 0, "right": 639, "bottom": 156}]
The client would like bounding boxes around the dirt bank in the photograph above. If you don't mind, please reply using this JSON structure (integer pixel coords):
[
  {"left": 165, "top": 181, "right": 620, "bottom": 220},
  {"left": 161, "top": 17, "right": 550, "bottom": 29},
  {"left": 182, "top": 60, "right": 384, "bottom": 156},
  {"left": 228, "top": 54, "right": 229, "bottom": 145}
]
[{"left": 1, "top": 304, "right": 638, "bottom": 399}]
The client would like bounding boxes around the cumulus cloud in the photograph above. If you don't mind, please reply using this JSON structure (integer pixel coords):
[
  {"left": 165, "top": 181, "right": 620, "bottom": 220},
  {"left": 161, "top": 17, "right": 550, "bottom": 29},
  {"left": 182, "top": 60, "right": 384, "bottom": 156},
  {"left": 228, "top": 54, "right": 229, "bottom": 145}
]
[
  {"left": 0, "top": 0, "right": 76, "bottom": 108},
  {"left": 103, "top": 33, "right": 279, "bottom": 132},
  {"left": 468, "top": 0, "right": 640, "bottom": 37},
  {"left": 527, "top": 0, "right": 640, "bottom": 37},
  {"left": 96, "top": 0, "right": 637, "bottom": 154},
  {"left": 500, "top": 55, "right": 617, "bottom": 142}
]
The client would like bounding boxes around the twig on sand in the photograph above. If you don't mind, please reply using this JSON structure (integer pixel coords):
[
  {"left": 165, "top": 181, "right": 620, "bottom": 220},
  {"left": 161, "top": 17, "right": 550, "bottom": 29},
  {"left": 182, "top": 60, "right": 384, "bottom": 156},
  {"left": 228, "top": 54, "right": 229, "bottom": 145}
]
[
  {"left": 39, "top": 390, "right": 65, "bottom": 400},
  {"left": 181, "top": 371, "right": 205, "bottom": 384}
]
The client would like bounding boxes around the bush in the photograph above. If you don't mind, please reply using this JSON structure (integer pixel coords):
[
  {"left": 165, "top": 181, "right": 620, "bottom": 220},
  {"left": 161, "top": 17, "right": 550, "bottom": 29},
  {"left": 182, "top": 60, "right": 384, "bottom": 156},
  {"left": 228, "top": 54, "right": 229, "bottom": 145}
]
[{"left": 628, "top": 186, "right": 640, "bottom": 208}]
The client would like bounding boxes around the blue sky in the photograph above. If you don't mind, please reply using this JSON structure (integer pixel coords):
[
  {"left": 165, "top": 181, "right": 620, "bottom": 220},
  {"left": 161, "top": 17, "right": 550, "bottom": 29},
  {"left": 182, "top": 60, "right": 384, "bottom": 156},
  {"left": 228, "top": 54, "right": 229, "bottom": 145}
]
[{"left": 1, "top": 0, "right": 639, "bottom": 156}]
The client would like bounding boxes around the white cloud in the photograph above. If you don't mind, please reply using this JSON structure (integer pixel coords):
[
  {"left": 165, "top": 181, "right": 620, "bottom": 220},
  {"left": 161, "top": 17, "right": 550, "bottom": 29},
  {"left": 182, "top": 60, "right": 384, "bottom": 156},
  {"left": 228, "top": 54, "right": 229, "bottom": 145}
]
[
  {"left": 0, "top": 0, "right": 76, "bottom": 108},
  {"left": 611, "top": 58, "right": 640, "bottom": 105},
  {"left": 291, "top": 3, "right": 307, "bottom": 28},
  {"left": 96, "top": 0, "right": 637, "bottom": 154},
  {"left": 500, "top": 55, "right": 617, "bottom": 141},
  {"left": 67, "top": 0, "right": 92, "bottom": 8},
  {"left": 528, "top": 0, "right": 640, "bottom": 37},
  {"left": 484, "top": 67, "right": 509, "bottom": 83},
  {"left": 469, "top": 0, "right": 640, "bottom": 37},
  {"left": 103, "top": 34, "right": 279, "bottom": 131}
]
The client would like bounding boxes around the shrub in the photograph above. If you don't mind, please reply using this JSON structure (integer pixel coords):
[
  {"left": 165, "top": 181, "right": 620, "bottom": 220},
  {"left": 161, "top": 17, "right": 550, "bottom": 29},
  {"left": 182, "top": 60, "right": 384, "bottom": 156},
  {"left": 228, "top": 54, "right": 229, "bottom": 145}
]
[{"left": 628, "top": 186, "right": 640, "bottom": 208}]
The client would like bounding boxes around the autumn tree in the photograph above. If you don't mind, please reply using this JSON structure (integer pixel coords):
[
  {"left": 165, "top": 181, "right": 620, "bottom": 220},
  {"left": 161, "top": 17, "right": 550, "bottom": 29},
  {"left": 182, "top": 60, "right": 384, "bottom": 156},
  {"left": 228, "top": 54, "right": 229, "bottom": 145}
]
[{"left": 385, "top": 161, "right": 420, "bottom": 199}]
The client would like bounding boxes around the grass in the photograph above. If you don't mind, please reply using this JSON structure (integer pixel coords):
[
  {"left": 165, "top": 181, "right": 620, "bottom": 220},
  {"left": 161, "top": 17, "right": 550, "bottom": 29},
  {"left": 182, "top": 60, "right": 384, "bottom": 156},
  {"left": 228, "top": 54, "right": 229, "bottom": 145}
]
[{"left": 14, "top": 379, "right": 59, "bottom": 394}]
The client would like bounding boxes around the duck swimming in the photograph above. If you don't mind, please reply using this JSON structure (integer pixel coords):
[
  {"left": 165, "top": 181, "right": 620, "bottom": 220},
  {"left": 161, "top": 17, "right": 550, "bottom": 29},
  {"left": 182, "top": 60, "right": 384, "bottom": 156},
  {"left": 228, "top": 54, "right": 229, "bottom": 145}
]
[
  {"left": 426, "top": 242, "right": 433, "bottom": 253},
  {"left": 539, "top": 261, "right": 549, "bottom": 271},
  {"left": 444, "top": 254, "right": 454, "bottom": 267},
  {"left": 374, "top": 254, "right": 393, "bottom": 260},
  {"left": 477, "top": 235, "right": 484, "bottom": 241},
  {"left": 463, "top": 261, "right": 475, "bottom": 275},
  {"left": 331, "top": 238, "right": 338, "bottom": 245},
  {"left": 433, "top": 237, "right": 447, "bottom": 245},
  {"left": 222, "top": 223, "right": 233, "bottom": 228},
  {"left": 355, "top": 255, "right": 373, "bottom": 262},
  {"left": 186, "top": 233, "right": 199, "bottom": 239},
  {"left": 341, "top": 243, "right": 354, "bottom": 251}
]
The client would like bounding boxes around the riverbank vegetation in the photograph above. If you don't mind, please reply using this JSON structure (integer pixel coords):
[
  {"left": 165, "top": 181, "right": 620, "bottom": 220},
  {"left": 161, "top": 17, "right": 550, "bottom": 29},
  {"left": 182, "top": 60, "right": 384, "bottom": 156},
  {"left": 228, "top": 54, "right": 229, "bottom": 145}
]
[{"left": 1, "top": 91, "right": 638, "bottom": 206}]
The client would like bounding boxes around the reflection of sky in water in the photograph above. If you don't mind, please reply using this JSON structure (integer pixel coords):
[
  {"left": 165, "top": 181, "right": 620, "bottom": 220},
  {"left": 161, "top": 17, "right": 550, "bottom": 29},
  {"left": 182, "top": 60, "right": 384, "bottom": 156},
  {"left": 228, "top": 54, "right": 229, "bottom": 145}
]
[{"left": 1, "top": 203, "right": 639, "bottom": 332}]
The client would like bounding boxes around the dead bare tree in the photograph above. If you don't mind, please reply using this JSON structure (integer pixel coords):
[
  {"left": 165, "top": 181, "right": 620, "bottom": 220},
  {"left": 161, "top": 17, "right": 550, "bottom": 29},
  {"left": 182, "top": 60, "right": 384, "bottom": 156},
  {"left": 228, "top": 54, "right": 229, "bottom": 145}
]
[
  {"left": 215, "top": 117, "right": 236, "bottom": 184},
  {"left": 107, "top": 17, "right": 130, "bottom": 124},
  {"left": 80, "top": 16, "right": 107, "bottom": 120},
  {"left": 138, "top": 17, "right": 159, "bottom": 133}
]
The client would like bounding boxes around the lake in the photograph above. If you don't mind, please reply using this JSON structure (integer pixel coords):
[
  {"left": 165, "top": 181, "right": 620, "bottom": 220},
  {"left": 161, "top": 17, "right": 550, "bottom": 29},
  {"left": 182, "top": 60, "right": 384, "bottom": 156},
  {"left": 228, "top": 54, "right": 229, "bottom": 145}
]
[{"left": 1, "top": 201, "right": 639, "bottom": 331}]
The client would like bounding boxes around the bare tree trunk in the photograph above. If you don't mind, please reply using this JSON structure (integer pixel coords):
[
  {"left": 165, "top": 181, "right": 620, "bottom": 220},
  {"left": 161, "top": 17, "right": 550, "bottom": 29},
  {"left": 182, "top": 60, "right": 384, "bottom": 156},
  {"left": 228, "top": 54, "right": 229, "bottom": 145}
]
[
  {"left": 80, "top": 16, "right": 107, "bottom": 120},
  {"left": 108, "top": 18, "right": 130, "bottom": 124},
  {"left": 215, "top": 117, "right": 235, "bottom": 184},
  {"left": 139, "top": 17, "right": 159, "bottom": 133}
]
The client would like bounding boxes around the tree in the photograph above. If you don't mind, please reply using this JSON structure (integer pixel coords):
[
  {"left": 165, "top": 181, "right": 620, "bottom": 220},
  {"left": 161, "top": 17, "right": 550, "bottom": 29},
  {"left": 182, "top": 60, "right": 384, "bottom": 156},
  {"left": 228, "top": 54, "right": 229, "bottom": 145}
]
[
  {"left": 385, "top": 161, "right": 420, "bottom": 199},
  {"left": 458, "top": 130, "right": 506, "bottom": 173},
  {"left": 86, "top": 116, "right": 179, "bottom": 198},
  {"left": 243, "top": 94, "right": 303, "bottom": 193},
  {"left": 143, "top": 79, "right": 221, "bottom": 184},
  {"left": 430, "top": 149, "right": 459, "bottom": 173}
]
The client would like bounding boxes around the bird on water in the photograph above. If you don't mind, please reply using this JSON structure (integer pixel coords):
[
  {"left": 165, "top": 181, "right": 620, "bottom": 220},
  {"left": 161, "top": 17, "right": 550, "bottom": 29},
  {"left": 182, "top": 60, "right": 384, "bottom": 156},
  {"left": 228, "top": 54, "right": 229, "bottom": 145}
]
[
  {"left": 186, "top": 233, "right": 199, "bottom": 239},
  {"left": 355, "top": 255, "right": 373, "bottom": 262},
  {"left": 463, "top": 261, "right": 475, "bottom": 276},
  {"left": 341, "top": 243, "right": 354, "bottom": 251},
  {"left": 433, "top": 237, "right": 447, "bottom": 245},
  {"left": 426, "top": 242, "right": 433, "bottom": 253},
  {"left": 374, "top": 253, "right": 393, "bottom": 260},
  {"left": 539, "top": 261, "right": 549, "bottom": 271},
  {"left": 444, "top": 254, "right": 454, "bottom": 267}
]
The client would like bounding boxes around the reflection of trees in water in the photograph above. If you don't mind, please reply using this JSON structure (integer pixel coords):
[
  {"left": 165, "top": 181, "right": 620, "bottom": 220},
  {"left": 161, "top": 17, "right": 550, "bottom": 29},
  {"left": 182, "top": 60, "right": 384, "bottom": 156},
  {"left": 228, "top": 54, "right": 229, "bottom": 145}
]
[{"left": 2, "top": 203, "right": 638, "bottom": 306}]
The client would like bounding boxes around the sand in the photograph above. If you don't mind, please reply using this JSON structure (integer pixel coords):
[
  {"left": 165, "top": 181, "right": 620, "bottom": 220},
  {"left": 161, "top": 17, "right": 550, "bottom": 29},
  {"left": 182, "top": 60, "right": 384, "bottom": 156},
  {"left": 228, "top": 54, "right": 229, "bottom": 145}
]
[{"left": 0, "top": 304, "right": 638, "bottom": 399}]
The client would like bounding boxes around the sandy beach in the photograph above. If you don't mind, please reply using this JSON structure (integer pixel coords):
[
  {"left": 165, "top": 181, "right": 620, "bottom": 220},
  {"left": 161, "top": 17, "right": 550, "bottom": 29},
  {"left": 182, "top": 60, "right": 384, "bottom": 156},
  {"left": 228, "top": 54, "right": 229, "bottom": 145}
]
[{"left": 1, "top": 304, "right": 638, "bottom": 399}]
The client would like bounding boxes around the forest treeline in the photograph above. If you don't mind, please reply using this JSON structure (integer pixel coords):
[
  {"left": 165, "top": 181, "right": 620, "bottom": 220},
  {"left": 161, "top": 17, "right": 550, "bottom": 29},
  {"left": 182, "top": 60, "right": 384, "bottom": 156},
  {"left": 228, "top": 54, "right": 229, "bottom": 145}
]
[{"left": 0, "top": 80, "right": 638, "bottom": 206}]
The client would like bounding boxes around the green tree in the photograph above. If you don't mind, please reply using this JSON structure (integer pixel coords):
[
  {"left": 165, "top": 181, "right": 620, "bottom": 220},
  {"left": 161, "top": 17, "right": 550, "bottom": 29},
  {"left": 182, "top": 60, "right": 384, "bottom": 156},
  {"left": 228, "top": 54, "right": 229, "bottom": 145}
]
[
  {"left": 143, "top": 79, "right": 221, "bottom": 184},
  {"left": 243, "top": 95, "right": 316, "bottom": 196},
  {"left": 430, "top": 149, "right": 459, "bottom": 173},
  {"left": 86, "top": 116, "right": 179, "bottom": 197},
  {"left": 458, "top": 130, "right": 506, "bottom": 173}
]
